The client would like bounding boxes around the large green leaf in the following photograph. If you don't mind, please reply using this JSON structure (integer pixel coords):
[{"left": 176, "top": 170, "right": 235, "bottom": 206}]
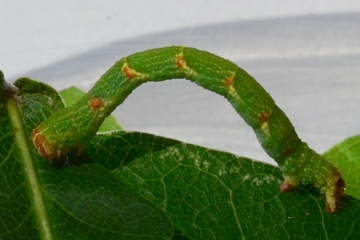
[
  {"left": 323, "top": 135, "right": 360, "bottom": 199},
  {"left": 0, "top": 78, "right": 173, "bottom": 239},
  {"left": 86, "top": 131, "right": 360, "bottom": 239},
  {"left": 1, "top": 77, "right": 360, "bottom": 239}
]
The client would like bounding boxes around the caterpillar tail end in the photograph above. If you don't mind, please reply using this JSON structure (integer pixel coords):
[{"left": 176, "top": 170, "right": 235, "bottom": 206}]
[
  {"left": 31, "top": 128, "right": 84, "bottom": 161},
  {"left": 325, "top": 169, "right": 345, "bottom": 213},
  {"left": 280, "top": 170, "right": 344, "bottom": 213}
]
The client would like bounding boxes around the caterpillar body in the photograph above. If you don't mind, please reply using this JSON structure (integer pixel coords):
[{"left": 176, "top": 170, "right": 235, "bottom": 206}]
[{"left": 31, "top": 46, "right": 344, "bottom": 213}]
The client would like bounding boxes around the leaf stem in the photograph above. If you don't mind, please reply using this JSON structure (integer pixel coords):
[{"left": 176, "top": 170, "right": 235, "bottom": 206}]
[{"left": 6, "top": 96, "right": 53, "bottom": 240}]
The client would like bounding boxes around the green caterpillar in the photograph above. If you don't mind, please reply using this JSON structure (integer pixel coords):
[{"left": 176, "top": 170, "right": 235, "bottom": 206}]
[{"left": 31, "top": 46, "right": 344, "bottom": 213}]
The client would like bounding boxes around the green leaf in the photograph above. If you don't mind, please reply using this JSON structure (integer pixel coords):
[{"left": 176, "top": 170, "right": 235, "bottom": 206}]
[
  {"left": 59, "top": 86, "right": 123, "bottom": 132},
  {"left": 87, "top": 131, "right": 360, "bottom": 239},
  {"left": 0, "top": 78, "right": 173, "bottom": 239},
  {"left": 323, "top": 135, "right": 360, "bottom": 199}
]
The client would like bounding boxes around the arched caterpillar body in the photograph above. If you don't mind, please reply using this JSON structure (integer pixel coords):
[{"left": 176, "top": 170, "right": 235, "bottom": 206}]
[{"left": 31, "top": 46, "right": 344, "bottom": 213}]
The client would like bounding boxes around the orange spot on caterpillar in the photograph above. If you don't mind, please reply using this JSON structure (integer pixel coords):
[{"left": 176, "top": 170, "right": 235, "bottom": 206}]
[
  {"left": 225, "top": 76, "right": 234, "bottom": 86},
  {"left": 31, "top": 128, "right": 57, "bottom": 160},
  {"left": 122, "top": 63, "right": 141, "bottom": 79},
  {"left": 122, "top": 65, "right": 134, "bottom": 78},
  {"left": 176, "top": 54, "right": 185, "bottom": 68},
  {"left": 176, "top": 53, "right": 196, "bottom": 77},
  {"left": 90, "top": 97, "right": 104, "bottom": 110},
  {"left": 260, "top": 112, "right": 270, "bottom": 123},
  {"left": 283, "top": 148, "right": 292, "bottom": 156}
]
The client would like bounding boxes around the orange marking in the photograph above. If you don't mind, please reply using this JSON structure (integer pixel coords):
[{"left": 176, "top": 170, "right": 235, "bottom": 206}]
[
  {"left": 260, "top": 112, "right": 269, "bottom": 123},
  {"left": 31, "top": 128, "right": 57, "bottom": 160},
  {"left": 176, "top": 54, "right": 185, "bottom": 68},
  {"left": 176, "top": 53, "right": 196, "bottom": 77},
  {"left": 225, "top": 76, "right": 234, "bottom": 86},
  {"left": 90, "top": 97, "right": 104, "bottom": 110},
  {"left": 283, "top": 148, "right": 292, "bottom": 156},
  {"left": 122, "top": 63, "right": 141, "bottom": 79}
]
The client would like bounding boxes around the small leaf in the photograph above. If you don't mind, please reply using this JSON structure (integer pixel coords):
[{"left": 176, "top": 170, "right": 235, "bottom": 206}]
[
  {"left": 87, "top": 131, "right": 360, "bottom": 239},
  {"left": 323, "top": 135, "right": 360, "bottom": 199},
  {"left": 59, "top": 86, "right": 123, "bottom": 132},
  {"left": 59, "top": 86, "right": 86, "bottom": 107}
]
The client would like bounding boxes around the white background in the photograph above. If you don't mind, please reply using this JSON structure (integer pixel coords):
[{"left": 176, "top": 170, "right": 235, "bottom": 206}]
[
  {"left": 2, "top": 0, "right": 360, "bottom": 78},
  {"left": 1, "top": 1, "right": 360, "bottom": 164}
]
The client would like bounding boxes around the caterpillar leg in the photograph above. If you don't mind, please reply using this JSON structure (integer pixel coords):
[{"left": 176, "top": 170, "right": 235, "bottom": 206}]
[
  {"left": 280, "top": 181, "right": 293, "bottom": 193},
  {"left": 280, "top": 170, "right": 344, "bottom": 213},
  {"left": 324, "top": 169, "right": 345, "bottom": 213}
]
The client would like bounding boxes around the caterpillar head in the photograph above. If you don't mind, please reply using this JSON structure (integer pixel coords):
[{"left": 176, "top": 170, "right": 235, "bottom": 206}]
[{"left": 31, "top": 128, "right": 84, "bottom": 160}]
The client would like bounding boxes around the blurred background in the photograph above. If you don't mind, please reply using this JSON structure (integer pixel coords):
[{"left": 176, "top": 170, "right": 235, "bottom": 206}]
[{"left": 1, "top": 1, "right": 360, "bottom": 165}]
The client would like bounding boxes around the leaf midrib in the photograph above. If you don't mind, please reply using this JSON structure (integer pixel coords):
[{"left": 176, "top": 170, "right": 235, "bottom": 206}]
[{"left": 6, "top": 96, "right": 53, "bottom": 240}]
